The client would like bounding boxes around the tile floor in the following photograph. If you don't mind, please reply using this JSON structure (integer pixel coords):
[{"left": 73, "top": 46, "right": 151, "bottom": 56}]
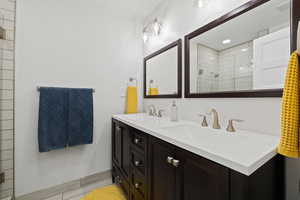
[{"left": 44, "top": 179, "right": 112, "bottom": 200}]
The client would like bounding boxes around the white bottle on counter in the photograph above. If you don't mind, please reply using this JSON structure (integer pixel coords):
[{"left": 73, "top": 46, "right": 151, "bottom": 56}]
[{"left": 170, "top": 101, "right": 178, "bottom": 122}]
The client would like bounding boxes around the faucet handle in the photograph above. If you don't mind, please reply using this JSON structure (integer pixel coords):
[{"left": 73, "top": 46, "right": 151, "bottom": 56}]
[
  {"left": 198, "top": 114, "right": 208, "bottom": 127},
  {"left": 158, "top": 109, "right": 165, "bottom": 118},
  {"left": 226, "top": 119, "right": 244, "bottom": 133}
]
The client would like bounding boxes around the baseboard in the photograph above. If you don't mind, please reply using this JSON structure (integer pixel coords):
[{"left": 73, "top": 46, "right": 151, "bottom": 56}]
[{"left": 16, "top": 170, "right": 111, "bottom": 200}]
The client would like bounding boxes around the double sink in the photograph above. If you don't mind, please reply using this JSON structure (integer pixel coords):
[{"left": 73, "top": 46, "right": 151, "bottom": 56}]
[{"left": 113, "top": 113, "right": 279, "bottom": 176}]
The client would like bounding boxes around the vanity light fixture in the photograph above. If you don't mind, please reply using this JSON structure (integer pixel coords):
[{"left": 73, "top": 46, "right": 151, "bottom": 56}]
[
  {"left": 222, "top": 39, "right": 231, "bottom": 44},
  {"left": 142, "top": 18, "right": 162, "bottom": 43},
  {"left": 196, "top": 0, "right": 209, "bottom": 8}
]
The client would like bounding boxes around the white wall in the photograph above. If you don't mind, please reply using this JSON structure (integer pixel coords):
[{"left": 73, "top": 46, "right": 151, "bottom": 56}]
[
  {"left": 15, "top": 0, "right": 143, "bottom": 196},
  {"left": 142, "top": 0, "right": 299, "bottom": 199}
]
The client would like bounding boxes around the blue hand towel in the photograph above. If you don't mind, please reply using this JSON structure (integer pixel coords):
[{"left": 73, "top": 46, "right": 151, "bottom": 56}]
[
  {"left": 38, "top": 87, "right": 69, "bottom": 152},
  {"left": 68, "top": 88, "right": 93, "bottom": 146}
]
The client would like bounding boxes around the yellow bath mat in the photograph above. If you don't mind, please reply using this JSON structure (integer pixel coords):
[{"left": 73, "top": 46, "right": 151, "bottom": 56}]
[
  {"left": 278, "top": 52, "right": 300, "bottom": 158},
  {"left": 81, "top": 185, "right": 126, "bottom": 200}
]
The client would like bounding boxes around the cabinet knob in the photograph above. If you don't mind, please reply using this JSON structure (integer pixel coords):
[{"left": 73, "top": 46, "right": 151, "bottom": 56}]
[
  {"left": 134, "top": 183, "right": 140, "bottom": 189},
  {"left": 134, "top": 161, "right": 142, "bottom": 167},
  {"left": 166, "top": 156, "right": 174, "bottom": 164},
  {"left": 134, "top": 138, "right": 140, "bottom": 144},
  {"left": 116, "top": 126, "right": 121, "bottom": 131},
  {"left": 172, "top": 159, "right": 180, "bottom": 167}
]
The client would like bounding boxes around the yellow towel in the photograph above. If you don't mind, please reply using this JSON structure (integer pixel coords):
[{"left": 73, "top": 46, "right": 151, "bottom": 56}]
[
  {"left": 278, "top": 52, "right": 300, "bottom": 158},
  {"left": 81, "top": 185, "right": 126, "bottom": 200},
  {"left": 126, "top": 86, "right": 138, "bottom": 114},
  {"left": 149, "top": 88, "right": 159, "bottom": 95}
]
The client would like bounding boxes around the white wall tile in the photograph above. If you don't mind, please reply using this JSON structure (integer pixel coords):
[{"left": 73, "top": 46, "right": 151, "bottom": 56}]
[
  {"left": 1, "top": 19, "right": 14, "bottom": 31},
  {"left": 0, "top": 110, "right": 13, "bottom": 119},
  {"left": 0, "top": 59, "right": 14, "bottom": 69},
  {"left": 2, "top": 49, "right": 14, "bottom": 60},
  {"left": 1, "top": 70, "right": 14, "bottom": 79},
  {"left": 0, "top": 159, "right": 13, "bottom": 170},
  {"left": 0, "top": 0, "right": 15, "bottom": 11},
  {"left": 1, "top": 139, "right": 13, "bottom": 150},
  {"left": 0, "top": 40, "right": 14, "bottom": 50},
  {"left": 0, "top": 179, "right": 13, "bottom": 191},
  {"left": 3, "top": 169, "right": 13, "bottom": 180},
  {"left": 0, "top": 189, "right": 13, "bottom": 199},
  {"left": 1, "top": 130, "right": 14, "bottom": 140},
  {"left": 4, "top": 29, "right": 14, "bottom": 40},
  {"left": 0, "top": 80, "right": 14, "bottom": 90},
  {"left": 0, "top": 99, "right": 13, "bottom": 110},
  {"left": 1, "top": 150, "right": 13, "bottom": 160},
  {"left": 0, "top": 120, "right": 13, "bottom": 130},
  {"left": 0, "top": 0, "right": 14, "bottom": 199},
  {"left": 0, "top": 90, "right": 13, "bottom": 99}
]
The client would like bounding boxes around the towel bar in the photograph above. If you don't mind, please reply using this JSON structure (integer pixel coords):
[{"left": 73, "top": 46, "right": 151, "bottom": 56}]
[{"left": 37, "top": 87, "right": 95, "bottom": 93}]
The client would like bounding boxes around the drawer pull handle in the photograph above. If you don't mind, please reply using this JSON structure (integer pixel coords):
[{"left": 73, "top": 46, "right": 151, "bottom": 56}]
[
  {"left": 116, "top": 176, "right": 122, "bottom": 184},
  {"left": 134, "top": 183, "right": 140, "bottom": 189},
  {"left": 134, "top": 138, "right": 140, "bottom": 144},
  {"left": 134, "top": 161, "right": 142, "bottom": 167},
  {"left": 172, "top": 159, "right": 180, "bottom": 167},
  {"left": 166, "top": 156, "right": 174, "bottom": 164}
]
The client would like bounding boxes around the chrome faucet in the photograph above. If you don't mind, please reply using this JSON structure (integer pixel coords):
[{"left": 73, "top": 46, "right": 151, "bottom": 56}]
[
  {"left": 148, "top": 105, "right": 157, "bottom": 116},
  {"left": 208, "top": 109, "right": 221, "bottom": 129}
]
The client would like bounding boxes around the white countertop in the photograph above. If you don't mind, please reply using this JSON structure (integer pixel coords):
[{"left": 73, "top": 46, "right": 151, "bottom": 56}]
[{"left": 113, "top": 113, "right": 279, "bottom": 176}]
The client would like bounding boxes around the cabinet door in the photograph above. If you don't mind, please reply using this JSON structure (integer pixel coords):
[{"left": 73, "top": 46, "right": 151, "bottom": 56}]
[
  {"left": 112, "top": 120, "right": 131, "bottom": 179},
  {"left": 121, "top": 125, "right": 131, "bottom": 178},
  {"left": 149, "top": 138, "right": 176, "bottom": 200},
  {"left": 112, "top": 121, "right": 122, "bottom": 166},
  {"left": 176, "top": 151, "right": 229, "bottom": 200}
]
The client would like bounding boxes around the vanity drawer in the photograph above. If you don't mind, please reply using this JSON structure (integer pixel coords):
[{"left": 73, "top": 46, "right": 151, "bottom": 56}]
[
  {"left": 131, "top": 150, "right": 145, "bottom": 175},
  {"left": 131, "top": 168, "right": 146, "bottom": 198},
  {"left": 112, "top": 164, "right": 130, "bottom": 198},
  {"left": 131, "top": 130, "right": 147, "bottom": 152}
]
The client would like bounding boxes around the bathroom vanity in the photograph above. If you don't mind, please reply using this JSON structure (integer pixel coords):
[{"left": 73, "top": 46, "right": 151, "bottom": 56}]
[{"left": 111, "top": 114, "right": 283, "bottom": 200}]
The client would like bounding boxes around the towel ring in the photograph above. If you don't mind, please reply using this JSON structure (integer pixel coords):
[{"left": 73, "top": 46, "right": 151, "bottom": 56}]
[{"left": 128, "top": 77, "right": 137, "bottom": 86}]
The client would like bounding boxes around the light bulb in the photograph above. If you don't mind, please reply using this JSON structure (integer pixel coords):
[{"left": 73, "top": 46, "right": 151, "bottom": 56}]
[
  {"left": 143, "top": 32, "right": 148, "bottom": 43},
  {"left": 153, "top": 19, "right": 161, "bottom": 36},
  {"left": 198, "top": 0, "right": 204, "bottom": 8}
]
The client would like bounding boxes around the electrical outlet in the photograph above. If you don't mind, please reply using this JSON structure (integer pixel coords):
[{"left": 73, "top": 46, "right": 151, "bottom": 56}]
[{"left": 0, "top": 172, "right": 5, "bottom": 184}]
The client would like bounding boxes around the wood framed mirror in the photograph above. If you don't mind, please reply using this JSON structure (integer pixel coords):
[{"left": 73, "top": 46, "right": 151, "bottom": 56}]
[
  {"left": 185, "top": 0, "right": 299, "bottom": 98},
  {"left": 144, "top": 39, "right": 182, "bottom": 98}
]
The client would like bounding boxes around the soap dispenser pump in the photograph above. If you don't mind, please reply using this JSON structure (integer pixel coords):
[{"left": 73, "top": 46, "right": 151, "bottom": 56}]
[{"left": 170, "top": 101, "right": 178, "bottom": 122}]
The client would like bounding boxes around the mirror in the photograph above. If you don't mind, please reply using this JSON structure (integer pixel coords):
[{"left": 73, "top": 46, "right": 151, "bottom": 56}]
[
  {"left": 185, "top": 0, "right": 291, "bottom": 98},
  {"left": 144, "top": 39, "right": 182, "bottom": 98}
]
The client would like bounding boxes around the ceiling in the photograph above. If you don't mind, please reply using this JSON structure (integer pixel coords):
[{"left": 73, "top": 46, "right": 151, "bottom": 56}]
[{"left": 191, "top": 0, "right": 290, "bottom": 51}]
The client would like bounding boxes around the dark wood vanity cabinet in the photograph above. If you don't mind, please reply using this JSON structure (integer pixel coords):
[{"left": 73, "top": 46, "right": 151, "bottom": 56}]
[
  {"left": 112, "top": 119, "right": 283, "bottom": 200},
  {"left": 176, "top": 150, "right": 229, "bottom": 200}
]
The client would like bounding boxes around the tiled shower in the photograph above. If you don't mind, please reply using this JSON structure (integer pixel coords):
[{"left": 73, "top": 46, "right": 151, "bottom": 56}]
[{"left": 0, "top": 0, "right": 15, "bottom": 199}]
